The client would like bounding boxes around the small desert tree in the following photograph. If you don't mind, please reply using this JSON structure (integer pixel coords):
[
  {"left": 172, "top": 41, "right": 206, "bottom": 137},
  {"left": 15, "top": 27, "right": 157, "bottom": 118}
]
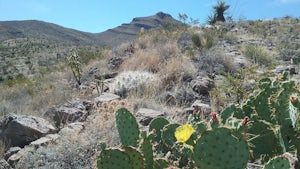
[
  {"left": 66, "top": 49, "right": 82, "bottom": 85},
  {"left": 207, "top": 0, "right": 230, "bottom": 25}
]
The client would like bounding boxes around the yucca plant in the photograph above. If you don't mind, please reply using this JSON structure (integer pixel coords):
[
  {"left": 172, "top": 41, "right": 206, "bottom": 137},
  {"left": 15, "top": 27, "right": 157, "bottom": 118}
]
[{"left": 207, "top": 0, "right": 230, "bottom": 25}]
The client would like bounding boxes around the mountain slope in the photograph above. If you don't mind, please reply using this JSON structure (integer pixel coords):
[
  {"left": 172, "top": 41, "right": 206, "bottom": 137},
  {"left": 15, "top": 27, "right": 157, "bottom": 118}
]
[
  {"left": 0, "top": 12, "right": 180, "bottom": 80},
  {"left": 95, "top": 12, "right": 181, "bottom": 46},
  {"left": 0, "top": 12, "right": 180, "bottom": 47},
  {"left": 0, "top": 20, "right": 97, "bottom": 45}
]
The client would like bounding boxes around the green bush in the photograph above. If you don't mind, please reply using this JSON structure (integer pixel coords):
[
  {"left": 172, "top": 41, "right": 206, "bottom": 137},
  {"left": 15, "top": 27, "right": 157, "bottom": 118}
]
[
  {"left": 191, "top": 34, "right": 202, "bottom": 49},
  {"left": 242, "top": 44, "right": 273, "bottom": 65}
]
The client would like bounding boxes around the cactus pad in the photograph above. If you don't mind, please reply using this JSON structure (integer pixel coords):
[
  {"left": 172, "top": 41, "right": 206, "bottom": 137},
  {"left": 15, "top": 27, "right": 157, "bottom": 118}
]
[
  {"left": 149, "top": 117, "right": 169, "bottom": 142},
  {"left": 263, "top": 156, "right": 290, "bottom": 169},
  {"left": 123, "top": 147, "right": 144, "bottom": 169},
  {"left": 162, "top": 123, "right": 180, "bottom": 147},
  {"left": 153, "top": 159, "right": 168, "bottom": 169},
  {"left": 97, "top": 149, "right": 133, "bottom": 169},
  {"left": 140, "top": 136, "right": 154, "bottom": 169},
  {"left": 116, "top": 108, "right": 140, "bottom": 147},
  {"left": 193, "top": 127, "right": 249, "bottom": 169},
  {"left": 248, "top": 120, "right": 282, "bottom": 161}
]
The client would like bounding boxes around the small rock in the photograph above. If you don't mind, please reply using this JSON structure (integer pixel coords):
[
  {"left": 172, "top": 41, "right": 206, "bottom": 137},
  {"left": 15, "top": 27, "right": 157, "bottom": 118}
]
[
  {"left": 44, "top": 99, "right": 90, "bottom": 128},
  {"left": 288, "top": 65, "right": 296, "bottom": 75},
  {"left": 59, "top": 122, "right": 85, "bottom": 136},
  {"left": 30, "top": 134, "right": 60, "bottom": 148},
  {"left": 0, "top": 114, "right": 57, "bottom": 148},
  {"left": 7, "top": 147, "right": 34, "bottom": 167},
  {"left": 191, "top": 76, "right": 214, "bottom": 95},
  {"left": 183, "top": 107, "right": 194, "bottom": 115},
  {"left": 94, "top": 93, "right": 120, "bottom": 105},
  {"left": 108, "top": 57, "right": 123, "bottom": 69},
  {"left": 4, "top": 147, "right": 21, "bottom": 161},
  {"left": 0, "top": 159, "right": 11, "bottom": 169},
  {"left": 191, "top": 100, "right": 211, "bottom": 116},
  {"left": 136, "top": 108, "right": 165, "bottom": 126},
  {"left": 95, "top": 72, "right": 118, "bottom": 80}
]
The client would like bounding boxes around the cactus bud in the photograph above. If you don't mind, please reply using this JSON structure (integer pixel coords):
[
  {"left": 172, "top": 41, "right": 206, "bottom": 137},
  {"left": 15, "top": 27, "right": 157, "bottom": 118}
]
[
  {"left": 268, "top": 96, "right": 273, "bottom": 104},
  {"left": 241, "top": 116, "right": 250, "bottom": 126},
  {"left": 211, "top": 112, "right": 218, "bottom": 122},
  {"left": 290, "top": 95, "right": 298, "bottom": 104}
]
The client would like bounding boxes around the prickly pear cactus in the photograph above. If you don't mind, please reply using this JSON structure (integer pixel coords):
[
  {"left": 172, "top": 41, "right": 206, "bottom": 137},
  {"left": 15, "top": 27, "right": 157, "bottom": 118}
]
[
  {"left": 251, "top": 78, "right": 278, "bottom": 123},
  {"left": 140, "top": 134, "right": 154, "bottom": 169},
  {"left": 275, "top": 81, "right": 300, "bottom": 152},
  {"left": 123, "top": 147, "right": 144, "bottom": 169},
  {"left": 193, "top": 127, "right": 249, "bottom": 169},
  {"left": 97, "top": 149, "right": 133, "bottom": 169},
  {"left": 162, "top": 123, "right": 180, "bottom": 147},
  {"left": 248, "top": 119, "right": 282, "bottom": 161},
  {"left": 153, "top": 159, "right": 168, "bottom": 169},
  {"left": 263, "top": 156, "right": 290, "bottom": 169},
  {"left": 116, "top": 108, "right": 140, "bottom": 147},
  {"left": 149, "top": 117, "right": 169, "bottom": 142}
]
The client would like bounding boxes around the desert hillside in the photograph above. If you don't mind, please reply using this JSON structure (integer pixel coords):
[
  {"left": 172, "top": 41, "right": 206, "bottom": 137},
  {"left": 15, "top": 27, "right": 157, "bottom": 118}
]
[{"left": 1, "top": 11, "right": 300, "bottom": 169}]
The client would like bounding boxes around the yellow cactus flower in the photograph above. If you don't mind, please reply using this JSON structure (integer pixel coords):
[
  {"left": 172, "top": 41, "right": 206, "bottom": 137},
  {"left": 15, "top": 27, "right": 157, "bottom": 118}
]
[{"left": 175, "top": 124, "right": 194, "bottom": 143}]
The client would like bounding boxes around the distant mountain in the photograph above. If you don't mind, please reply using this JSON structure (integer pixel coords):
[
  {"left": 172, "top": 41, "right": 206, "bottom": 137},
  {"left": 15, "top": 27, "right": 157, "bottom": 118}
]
[
  {"left": 95, "top": 12, "right": 181, "bottom": 46},
  {"left": 0, "top": 20, "right": 97, "bottom": 45},
  {"left": 0, "top": 12, "right": 180, "bottom": 80},
  {"left": 0, "top": 12, "right": 180, "bottom": 47}
]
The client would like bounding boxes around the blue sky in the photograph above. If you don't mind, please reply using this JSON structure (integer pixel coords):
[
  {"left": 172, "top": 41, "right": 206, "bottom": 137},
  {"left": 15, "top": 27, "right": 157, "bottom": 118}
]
[{"left": 0, "top": 0, "right": 300, "bottom": 33}]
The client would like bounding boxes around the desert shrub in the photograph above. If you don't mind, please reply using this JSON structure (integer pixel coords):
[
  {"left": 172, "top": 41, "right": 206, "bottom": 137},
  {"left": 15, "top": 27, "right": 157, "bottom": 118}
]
[
  {"left": 242, "top": 44, "right": 273, "bottom": 66},
  {"left": 195, "top": 48, "right": 236, "bottom": 74},
  {"left": 191, "top": 34, "right": 202, "bottom": 49},
  {"left": 109, "top": 71, "right": 160, "bottom": 98},
  {"left": 158, "top": 40, "right": 180, "bottom": 60},
  {"left": 159, "top": 56, "right": 197, "bottom": 86},
  {"left": 120, "top": 49, "right": 161, "bottom": 72},
  {"left": 78, "top": 47, "right": 107, "bottom": 65},
  {"left": 3, "top": 74, "right": 29, "bottom": 87}
]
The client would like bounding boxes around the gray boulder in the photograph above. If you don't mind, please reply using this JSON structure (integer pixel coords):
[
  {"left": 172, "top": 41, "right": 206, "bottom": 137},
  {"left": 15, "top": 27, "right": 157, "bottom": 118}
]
[
  {"left": 136, "top": 108, "right": 165, "bottom": 126},
  {"left": 191, "top": 100, "right": 212, "bottom": 119},
  {"left": 44, "top": 99, "right": 91, "bottom": 128},
  {"left": 0, "top": 114, "right": 56, "bottom": 148},
  {"left": 94, "top": 93, "right": 120, "bottom": 106}
]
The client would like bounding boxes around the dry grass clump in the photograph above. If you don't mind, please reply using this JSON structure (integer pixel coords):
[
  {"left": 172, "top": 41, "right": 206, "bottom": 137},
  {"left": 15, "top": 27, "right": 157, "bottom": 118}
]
[
  {"left": 241, "top": 44, "right": 274, "bottom": 66},
  {"left": 120, "top": 48, "right": 161, "bottom": 72},
  {"left": 194, "top": 48, "right": 236, "bottom": 74},
  {"left": 159, "top": 56, "right": 197, "bottom": 86}
]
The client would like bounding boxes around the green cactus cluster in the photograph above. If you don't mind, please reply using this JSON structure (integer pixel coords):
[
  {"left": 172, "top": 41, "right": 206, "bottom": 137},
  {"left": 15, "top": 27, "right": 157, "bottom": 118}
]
[{"left": 97, "top": 72, "right": 300, "bottom": 168}]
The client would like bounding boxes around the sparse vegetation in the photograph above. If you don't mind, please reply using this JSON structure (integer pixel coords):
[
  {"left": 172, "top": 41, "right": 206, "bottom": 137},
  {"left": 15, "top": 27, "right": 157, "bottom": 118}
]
[
  {"left": 241, "top": 44, "right": 273, "bottom": 66},
  {"left": 1, "top": 7, "right": 300, "bottom": 169}
]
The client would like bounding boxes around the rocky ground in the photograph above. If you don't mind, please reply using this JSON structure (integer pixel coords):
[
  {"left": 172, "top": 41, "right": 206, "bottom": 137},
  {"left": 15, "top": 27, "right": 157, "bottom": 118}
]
[{"left": 1, "top": 17, "right": 300, "bottom": 168}]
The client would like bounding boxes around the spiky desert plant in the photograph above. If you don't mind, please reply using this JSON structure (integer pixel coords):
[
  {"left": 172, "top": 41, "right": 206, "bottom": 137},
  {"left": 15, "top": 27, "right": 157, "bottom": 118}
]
[
  {"left": 214, "top": 0, "right": 230, "bottom": 22},
  {"left": 66, "top": 49, "right": 82, "bottom": 85},
  {"left": 207, "top": 0, "right": 230, "bottom": 24}
]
